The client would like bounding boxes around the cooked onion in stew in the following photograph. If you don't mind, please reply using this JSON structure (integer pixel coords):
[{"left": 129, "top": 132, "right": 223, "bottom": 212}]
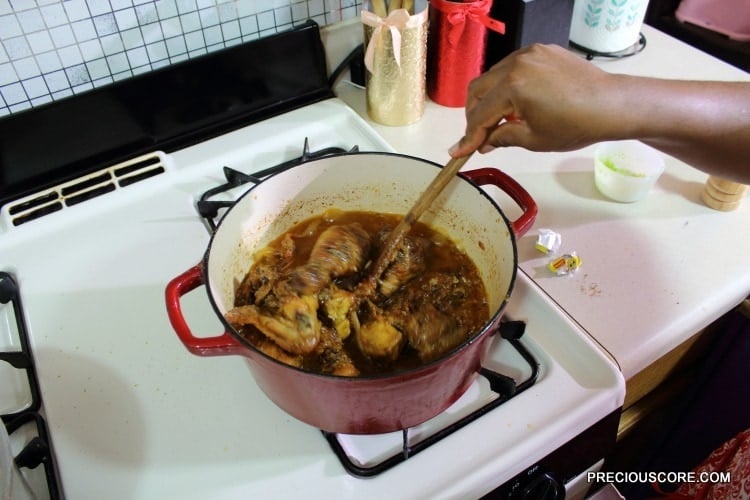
[{"left": 224, "top": 209, "right": 489, "bottom": 376}]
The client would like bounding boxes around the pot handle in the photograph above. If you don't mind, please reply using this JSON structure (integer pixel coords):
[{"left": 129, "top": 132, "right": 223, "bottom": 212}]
[
  {"left": 165, "top": 264, "right": 248, "bottom": 357},
  {"left": 462, "top": 168, "right": 538, "bottom": 237}
]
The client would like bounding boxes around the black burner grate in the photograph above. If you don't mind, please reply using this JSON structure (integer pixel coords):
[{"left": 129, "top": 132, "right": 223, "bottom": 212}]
[
  {"left": 196, "top": 137, "right": 358, "bottom": 232},
  {"left": 323, "top": 320, "right": 539, "bottom": 478},
  {"left": 0, "top": 272, "right": 61, "bottom": 499}
]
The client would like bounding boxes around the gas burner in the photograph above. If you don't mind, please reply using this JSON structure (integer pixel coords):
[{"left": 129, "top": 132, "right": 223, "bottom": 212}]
[
  {"left": 324, "top": 320, "right": 539, "bottom": 477},
  {"left": 0, "top": 272, "right": 61, "bottom": 500},
  {"left": 196, "top": 138, "right": 359, "bottom": 232}
]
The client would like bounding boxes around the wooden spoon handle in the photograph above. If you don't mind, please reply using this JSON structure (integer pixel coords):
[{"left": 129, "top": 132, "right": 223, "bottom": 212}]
[
  {"left": 400, "top": 154, "right": 471, "bottom": 227},
  {"left": 371, "top": 0, "right": 387, "bottom": 17},
  {"left": 362, "top": 154, "right": 472, "bottom": 295}
]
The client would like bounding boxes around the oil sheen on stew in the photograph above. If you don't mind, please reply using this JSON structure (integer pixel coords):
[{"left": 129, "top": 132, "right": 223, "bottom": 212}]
[{"left": 224, "top": 209, "right": 489, "bottom": 377}]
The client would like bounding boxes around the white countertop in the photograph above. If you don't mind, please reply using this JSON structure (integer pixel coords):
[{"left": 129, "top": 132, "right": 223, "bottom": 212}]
[{"left": 328, "top": 22, "right": 750, "bottom": 380}]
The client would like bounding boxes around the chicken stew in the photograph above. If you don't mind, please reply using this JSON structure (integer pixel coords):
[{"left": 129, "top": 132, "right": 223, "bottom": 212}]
[{"left": 224, "top": 209, "right": 489, "bottom": 377}]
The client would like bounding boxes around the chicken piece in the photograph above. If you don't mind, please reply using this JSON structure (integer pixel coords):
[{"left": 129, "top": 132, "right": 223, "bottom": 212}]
[
  {"left": 355, "top": 303, "right": 406, "bottom": 362},
  {"left": 377, "top": 234, "right": 427, "bottom": 297},
  {"left": 314, "top": 326, "right": 360, "bottom": 377},
  {"left": 403, "top": 302, "right": 466, "bottom": 362},
  {"left": 235, "top": 233, "right": 296, "bottom": 305},
  {"left": 224, "top": 294, "right": 320, "bottom": 355},
  {"left": 227, "top": 224, "right": 370, "bottom": 355},
  {"left": 287, "top": 223, "right": 370, "bottom": 294},
  {"left": 356, "top": 319, "right": 405, "bottom": 362},
  {"left": 319, "top": 285, "right": 356, "bottom": 340},
  {"left": 234, "top": 262, "right": 279, "bottom": 306},
  {"left": 245, "top": 330, "right": 304, "bottom": 368},
  {"left": 331, "top": 360, "right": 359, "bottom": 376}
]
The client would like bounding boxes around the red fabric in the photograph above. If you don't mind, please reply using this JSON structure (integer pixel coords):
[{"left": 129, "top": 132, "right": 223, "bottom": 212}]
[{"left": 655, "top": 429, "right": 750, "bottom": 499}]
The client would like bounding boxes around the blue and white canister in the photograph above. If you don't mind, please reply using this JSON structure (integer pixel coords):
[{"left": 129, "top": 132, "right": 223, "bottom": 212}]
[{"left": 569, "top": 0, "right": 650, "bottom": 53}]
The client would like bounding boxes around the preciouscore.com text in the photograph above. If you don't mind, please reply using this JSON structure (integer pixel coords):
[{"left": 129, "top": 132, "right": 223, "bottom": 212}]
[{"left": 588, "top": 471, "right": 731, "bottom": 484}]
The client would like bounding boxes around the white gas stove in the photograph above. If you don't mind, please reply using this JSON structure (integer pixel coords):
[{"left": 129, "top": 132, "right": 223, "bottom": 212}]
[{"left": 0, "top": 22, "right": 624, "bottom": 500}]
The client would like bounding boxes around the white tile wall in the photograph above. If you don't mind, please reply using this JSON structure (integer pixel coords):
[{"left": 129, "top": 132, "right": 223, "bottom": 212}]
[{"left": 0, "top": 0, "right": 362, "bottom": 116}]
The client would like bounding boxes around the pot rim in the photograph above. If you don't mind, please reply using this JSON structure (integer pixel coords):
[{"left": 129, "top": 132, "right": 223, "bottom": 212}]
[{"left": 202, "top": 151, "right": 520, "bottom": 380}]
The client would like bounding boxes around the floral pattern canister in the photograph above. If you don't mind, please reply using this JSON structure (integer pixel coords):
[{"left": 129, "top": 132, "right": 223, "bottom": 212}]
[{"left": 569, "top": 0, "right": 650, "bottom": 53}]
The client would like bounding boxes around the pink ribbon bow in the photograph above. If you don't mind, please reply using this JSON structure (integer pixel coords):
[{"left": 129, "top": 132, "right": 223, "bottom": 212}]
[{"left": 362, "top": 8, "right": 413, "bottom": 72}]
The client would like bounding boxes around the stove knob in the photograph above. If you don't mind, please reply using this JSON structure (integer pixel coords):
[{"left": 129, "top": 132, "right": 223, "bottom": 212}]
[{"left": 510, "top": 472, "right": 565, "bottom": 500}]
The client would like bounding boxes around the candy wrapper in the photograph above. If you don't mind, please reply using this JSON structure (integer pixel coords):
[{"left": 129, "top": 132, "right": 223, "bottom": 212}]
[
  {"left": 548, "top": 253, "right": 582, "bottom": 276},
  {"left": 535, "top": 228, "right": 562, "bottom": 254}
]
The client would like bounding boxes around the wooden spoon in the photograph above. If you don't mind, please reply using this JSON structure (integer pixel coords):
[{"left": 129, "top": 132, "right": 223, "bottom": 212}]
[
  {"left": 357, "top": 154, "right": 473, "bottom": 298},
  {"left": 371, "top": 0, "right": 387, "bottom": 17}
]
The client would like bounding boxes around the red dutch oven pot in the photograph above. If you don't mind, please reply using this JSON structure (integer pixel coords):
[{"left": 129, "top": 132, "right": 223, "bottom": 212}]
[{"left": 165, "top": 153, "right": 536, "bottom": 434}]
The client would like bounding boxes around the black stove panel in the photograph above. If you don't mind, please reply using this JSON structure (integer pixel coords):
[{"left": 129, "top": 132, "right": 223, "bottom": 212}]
[{"left": 0, "top": 20, "right": 333, "bottom": 211}]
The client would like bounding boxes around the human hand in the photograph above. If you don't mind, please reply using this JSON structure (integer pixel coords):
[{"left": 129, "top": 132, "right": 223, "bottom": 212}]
[{"left": 449, "top": 44, "right": 619, "bottom": 157}]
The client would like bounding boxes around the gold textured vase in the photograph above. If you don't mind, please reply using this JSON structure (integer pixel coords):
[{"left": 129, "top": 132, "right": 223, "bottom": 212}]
[{"left": 362, "top": 3, "right": 429, "bottom": 126}]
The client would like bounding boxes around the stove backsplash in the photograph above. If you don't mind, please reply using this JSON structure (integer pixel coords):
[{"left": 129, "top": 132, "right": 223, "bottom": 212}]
[{"left": 0, "top": 0, "right": 363, "bottom": 117}]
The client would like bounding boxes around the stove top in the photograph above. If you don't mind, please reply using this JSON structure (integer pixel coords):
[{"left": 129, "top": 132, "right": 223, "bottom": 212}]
[{"left": 0, "top": 98, "right": 623, "bottom": 499}]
